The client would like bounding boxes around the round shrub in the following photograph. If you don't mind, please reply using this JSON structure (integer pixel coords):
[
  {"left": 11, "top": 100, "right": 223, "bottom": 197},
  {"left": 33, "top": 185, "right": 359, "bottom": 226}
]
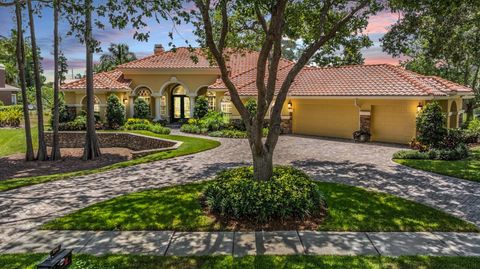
[
  {"left": 134, "top": 98, "right": 151, "bottom": 119},
  {"left": 194, "top": 96, "right": 209, "bottom": 119},
  {"left": 106, "top": 94, "right": 126, "bottom": 129},
  {"left": 416, "top": 101, "right": 447, "bottom": 148},
  {"left": 203, "top": 166, "right": 326, "bottom": 223}
]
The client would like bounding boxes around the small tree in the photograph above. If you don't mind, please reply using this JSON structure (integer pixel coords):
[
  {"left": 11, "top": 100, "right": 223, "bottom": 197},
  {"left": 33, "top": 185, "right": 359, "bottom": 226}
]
[
  {"left": 194, "top": 96, "right": 209, "bottom": 119},
  {"left": 106, "top": 94, "right": 126, "bottom": 128},
  {"left": 416, "top": 102, "right": 447, "bottom": 148},
  {"left": 134, "top": 98, "right": 150, "bottom": 119}
]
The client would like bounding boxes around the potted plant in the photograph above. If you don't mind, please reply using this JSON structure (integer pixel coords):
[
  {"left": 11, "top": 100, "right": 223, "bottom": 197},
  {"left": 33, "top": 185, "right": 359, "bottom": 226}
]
[{"left": 353, "top": 129, "right": 371, "bottom": 142}]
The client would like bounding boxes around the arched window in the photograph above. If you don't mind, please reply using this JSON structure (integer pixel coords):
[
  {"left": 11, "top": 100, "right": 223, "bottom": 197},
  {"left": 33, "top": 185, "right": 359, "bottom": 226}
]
[
  {"left": 172, "top": 85, "right": 186, "bottom": 95},
  {"left": 220, "top": 96, "right": 231, "bottom": 115},
  {"left": 81, "top": 95, "right": 101, "bottom": 113},
  {"left": 135, "top": 87, "right": 152, "bottom": 103},
  {"left": 207, "top": 91, "right": 216, "bottom": 110}
]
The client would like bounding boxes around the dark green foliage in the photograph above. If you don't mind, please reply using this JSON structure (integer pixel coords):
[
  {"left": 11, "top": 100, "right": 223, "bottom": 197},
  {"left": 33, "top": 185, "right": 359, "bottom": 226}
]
[
  {"left": 394, "top": 144, "right": 469, "bottom": 161},
  {"left": 180, "top": 123, "right": 208, "bottom": 134},
  {"left": 58, "top": 115, "right": 87, "bottom": 131},
  {"left": 133, "top": 98, "right": 150, "bottom": 119},
  {"left": 50, "top": 97, "right": 72, "bottom": 127},
  {"left": 393, "top": 150, "right": 430, "bottom": 160},
  {"left": 245, "top": 98, "right": 257, "bottom": 115},
  {"left": 193, "top": 96, "right": 209, "bottom": 119},
  {"left": 208, "top": 128, "right": 268, "bottom": 138},
  {"left": 416, "top": 102, "right": 447, "bottom": 148},
  {"left": 106, "top": 94, "right": 126, "bottom": 129},
  {"left": 204, "top": 166, "right": 326, "bottom": 223}
]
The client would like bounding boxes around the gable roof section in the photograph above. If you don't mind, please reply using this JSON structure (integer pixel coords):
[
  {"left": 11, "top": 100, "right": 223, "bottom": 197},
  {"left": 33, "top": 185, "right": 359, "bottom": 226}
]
[
  {"left": 117, "top": 47, "right": 215, "bottom": 69},
  {"left": 61, "top": 70, "right": 131, "bottom": 91}
]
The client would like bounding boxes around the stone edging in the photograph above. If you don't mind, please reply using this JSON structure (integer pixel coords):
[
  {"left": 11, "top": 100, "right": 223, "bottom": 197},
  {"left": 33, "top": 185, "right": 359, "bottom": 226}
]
[{"left": 44, "top": 131, "right": 183, "bottom": 158}]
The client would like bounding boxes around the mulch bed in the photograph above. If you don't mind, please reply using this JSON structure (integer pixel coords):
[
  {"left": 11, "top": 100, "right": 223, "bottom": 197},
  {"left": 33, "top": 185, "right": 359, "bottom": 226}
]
[{"left": 0, "top": 148, "right": 132, "bottom": 180}]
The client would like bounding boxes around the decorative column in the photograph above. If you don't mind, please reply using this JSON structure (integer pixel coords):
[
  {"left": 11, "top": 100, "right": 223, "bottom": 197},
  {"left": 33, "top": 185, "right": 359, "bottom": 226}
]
[
  {"left": 188, "top": 94, "right": 196, "bottom": 118},
  {"left": 129, "top": 96, "right": 135, "bottom": 117},
  {"left": 154, "top": 95, "right": 162, "bottom": 120}
]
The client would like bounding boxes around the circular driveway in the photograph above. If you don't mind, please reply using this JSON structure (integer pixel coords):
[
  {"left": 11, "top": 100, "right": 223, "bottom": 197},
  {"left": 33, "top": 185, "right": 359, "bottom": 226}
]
[{"left": 0, "top": 133, "right": 479, "bottom": 246}]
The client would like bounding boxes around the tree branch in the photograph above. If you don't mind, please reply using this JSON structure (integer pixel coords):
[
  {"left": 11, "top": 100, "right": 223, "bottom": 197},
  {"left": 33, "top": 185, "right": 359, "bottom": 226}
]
[
  {"left": 266, "top": 0, "right": 370, "bottom": 148},
  {"left": 195, "top": 0, "right": 249, "bottom": 120},
  {"left": 217, "top": 0, "right": 228, "bottom": 52}
]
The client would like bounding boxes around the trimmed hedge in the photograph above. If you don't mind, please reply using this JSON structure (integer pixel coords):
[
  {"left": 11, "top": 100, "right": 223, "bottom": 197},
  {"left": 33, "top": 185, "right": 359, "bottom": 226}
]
[
  {"left": 203, "top": 166, "right": 326, "bottom": 223},
  {"left": 393, "top": 144, "right": 469, "bottom": 161},
  {"left": 122, "top": 118, "right": 171, "bottom": 135}
]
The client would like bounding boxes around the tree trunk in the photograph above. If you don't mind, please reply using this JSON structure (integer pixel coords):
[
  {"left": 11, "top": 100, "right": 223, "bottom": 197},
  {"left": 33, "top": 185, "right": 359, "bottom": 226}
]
[
  {"left": 252, "top": 147, "right": 273, "bottom": 181},
  {"left": 27, "top": 0, "right": 48, "bottom": 161},
  {"left": 248, "top": 119, "right": 275, "bottom": 181},
  {"left": 15, "top": 0, "right": 34, "bottom": 161},
  {"left": 51, "top": 0, "right": 61, "bottom": 160},
  {"left": 82, "top": 0, "right": 101, "bottom": 160}
]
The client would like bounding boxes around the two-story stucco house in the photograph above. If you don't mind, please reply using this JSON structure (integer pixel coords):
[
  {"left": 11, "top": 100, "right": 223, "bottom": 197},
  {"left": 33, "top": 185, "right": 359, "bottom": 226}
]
[{"left": 61, "top": 45, "right": 474, "bottom": 144}]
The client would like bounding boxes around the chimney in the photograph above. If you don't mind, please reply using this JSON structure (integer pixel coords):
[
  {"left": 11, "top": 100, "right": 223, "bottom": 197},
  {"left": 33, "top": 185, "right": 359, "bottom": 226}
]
[
  {"left": 0, "top": 64, "right": 5, "bottom": 88},
  {"left": 154, "top": 44, "right": 164, "bottom": 55}
]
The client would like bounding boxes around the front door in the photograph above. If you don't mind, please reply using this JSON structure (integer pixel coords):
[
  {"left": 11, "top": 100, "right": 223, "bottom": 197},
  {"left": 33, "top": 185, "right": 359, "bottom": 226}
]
[{"left": 171, "top": 95, "right": 190, "bottom": 122}]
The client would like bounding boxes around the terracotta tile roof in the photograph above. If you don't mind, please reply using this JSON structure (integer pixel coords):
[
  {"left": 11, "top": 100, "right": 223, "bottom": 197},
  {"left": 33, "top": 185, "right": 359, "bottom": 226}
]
[
  {"left": 61, "top": 70, "right": 131, "bottom": 91},
  {"left": 61, "top": 48, "right": 474, "bottom": 97},
  {"left": 117, "top": 47, "right": 215, "bottom": 69},
  {"left": 214, "top": 61, "right": 474, "bottom": 97}
]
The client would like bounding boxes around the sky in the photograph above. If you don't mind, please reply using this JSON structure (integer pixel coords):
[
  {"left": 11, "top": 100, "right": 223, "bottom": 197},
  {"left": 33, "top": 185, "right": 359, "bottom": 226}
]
[{"left": 0, "top": 4, "right": 404, "bottom": 82}]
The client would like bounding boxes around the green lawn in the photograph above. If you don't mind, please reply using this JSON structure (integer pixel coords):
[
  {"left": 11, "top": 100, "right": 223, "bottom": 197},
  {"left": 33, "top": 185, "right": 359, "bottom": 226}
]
[
  {"left": 0, "top": 130, "right": 220, "bottom": 192},
  {"left": 0, "top": 127, "right": 38, "bottom": 156},
  {"left": 42, "top": 180, "right": 479, "bottom": 232},
  {"left": 2, "top": 253, "right": 480, "bottom": 269},
  {"left": 394, "top": 147, "right": 480, "bottom": 182}
]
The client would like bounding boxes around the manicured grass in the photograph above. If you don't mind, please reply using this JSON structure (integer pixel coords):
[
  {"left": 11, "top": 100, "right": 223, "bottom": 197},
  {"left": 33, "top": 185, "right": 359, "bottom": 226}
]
[
  {"left": 42, "top": 180, "right": 479, "bottom": 232},
  {"left": 1, "top": 253, "right": 480, "bottom": 269},
  {"left": 394, "top": 147, "right": 480, "bottom": 182},
  {"left": 0, "top": 130, "right": 220, "bottom": 192},
  {"left": 0, "top": 127, "right": 38, "bottom": 157}
]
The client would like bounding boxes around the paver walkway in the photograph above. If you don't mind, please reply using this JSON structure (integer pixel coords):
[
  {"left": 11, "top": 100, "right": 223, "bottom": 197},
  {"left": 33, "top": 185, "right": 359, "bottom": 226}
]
[
  {"left": 1, "top": 230, "right": 479, "bottom": 257},
  {"left": 1, "top": 131, "right": 480, "bottom": 248}
]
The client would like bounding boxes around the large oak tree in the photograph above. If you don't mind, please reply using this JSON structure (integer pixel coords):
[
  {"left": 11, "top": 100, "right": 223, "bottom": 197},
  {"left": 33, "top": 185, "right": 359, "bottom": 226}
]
[{"left": 193, "top": 0, "right": 381, "bottom": 180}]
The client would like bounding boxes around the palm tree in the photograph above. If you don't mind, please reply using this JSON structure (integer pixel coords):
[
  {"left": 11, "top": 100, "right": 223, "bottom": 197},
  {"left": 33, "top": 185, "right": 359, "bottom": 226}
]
[
  {"left": 83, "top": 0, "right": 101, "bottom": 160},
  {"left": 95, "top": 43, "right": 136, "bottom": 72},
  {"left": 27, "top": 0, "right": 48, "bottom": 161},
  {"left": 14, "top": 0, "right": 34, "bottom": 161},
  {"left": 51, "top": 0, "right": 61, "bottom": 160}
]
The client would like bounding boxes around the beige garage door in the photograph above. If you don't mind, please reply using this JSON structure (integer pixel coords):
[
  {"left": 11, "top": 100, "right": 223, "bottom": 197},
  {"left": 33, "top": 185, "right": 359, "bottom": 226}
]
[
  {"left": 293, "top": 103, "right": 358, "bottom": 139},
  {"left": 371, "top": 105, "right": 416, "bottom": 144}
]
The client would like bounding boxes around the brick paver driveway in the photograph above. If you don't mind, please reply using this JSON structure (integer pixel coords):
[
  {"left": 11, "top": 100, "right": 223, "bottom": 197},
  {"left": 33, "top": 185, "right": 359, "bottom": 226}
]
[{"left": 1, "top": 133, "right": 479, "bottom": 247}]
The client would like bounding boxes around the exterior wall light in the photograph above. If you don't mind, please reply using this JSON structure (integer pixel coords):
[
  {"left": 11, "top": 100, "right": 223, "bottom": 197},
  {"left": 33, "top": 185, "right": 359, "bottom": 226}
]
[
  {"left": 123, "top": 98, "right": 128, "bottom": 104},
  {"left": 287, "top": 100, "right": 293, "bottom": 113},
  {"left": 417, "top": 102, "right": 423, "bottom": 112}
]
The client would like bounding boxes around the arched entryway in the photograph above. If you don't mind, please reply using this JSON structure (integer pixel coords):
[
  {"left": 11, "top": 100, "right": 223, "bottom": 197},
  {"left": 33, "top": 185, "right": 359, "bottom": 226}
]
[
  {"left": 170, "top": 84, "right": 190, "bottom": 122},
  {"left": 449, "top": 101, "right": 458, "bottom": 128}
]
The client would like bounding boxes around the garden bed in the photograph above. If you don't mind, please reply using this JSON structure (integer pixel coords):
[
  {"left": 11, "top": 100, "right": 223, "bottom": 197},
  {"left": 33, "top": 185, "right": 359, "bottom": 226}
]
[{"left": 0, "top": 147, "right": 132, "bottom": 180}]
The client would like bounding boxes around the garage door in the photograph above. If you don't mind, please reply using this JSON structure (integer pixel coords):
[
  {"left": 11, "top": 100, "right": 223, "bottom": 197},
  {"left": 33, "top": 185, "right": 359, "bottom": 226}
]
[
  {"left": 293, "top": 103, "right": 358, "bottom": 139},
  {"left": 371, "top": 105, "right": 416, "bottom": 144}
]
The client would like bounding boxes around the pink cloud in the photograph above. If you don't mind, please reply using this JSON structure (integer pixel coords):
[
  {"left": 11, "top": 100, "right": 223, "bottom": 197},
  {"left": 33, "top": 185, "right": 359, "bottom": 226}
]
[{"left": 365, "top": 11, "right": 401, "bottom": 34}]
